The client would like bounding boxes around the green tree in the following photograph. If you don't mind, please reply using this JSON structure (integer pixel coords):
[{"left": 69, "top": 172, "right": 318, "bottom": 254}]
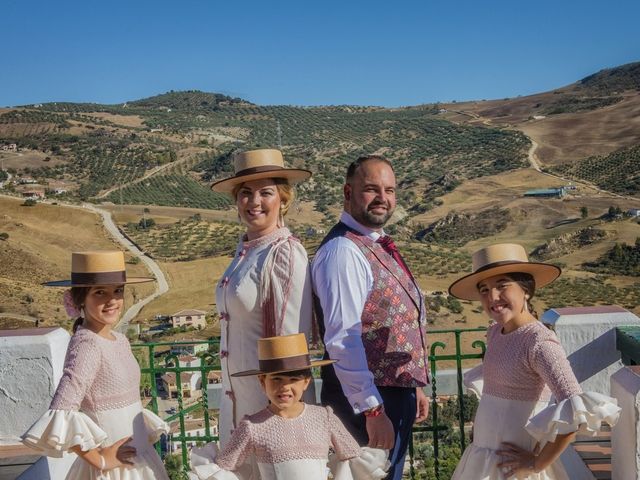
[
  {"left": 139, "top": 217, "right": 156, "bottom": 229},
  {"left": 164, "top": 453, "right": 187, "bottom": 480},
  {"left": 580, "top": 206, "right": 588, "bottom": 219},
  {"left": 132, "top": 348, "right": 152, "bottom": 397},
  {"left": 446, "top": 296, "right": 463, "bottom": 314}
]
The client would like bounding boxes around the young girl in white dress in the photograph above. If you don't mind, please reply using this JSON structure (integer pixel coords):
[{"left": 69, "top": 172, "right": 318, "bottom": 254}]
[
  {"left": 448, "top": 244, "right": 621, "bottom": 479},
  {"left": 22, "top": 251, "right": 170, "bottom": 479},
  {"left": 188, "top": 334, "right": 389, "bottom": 480}
]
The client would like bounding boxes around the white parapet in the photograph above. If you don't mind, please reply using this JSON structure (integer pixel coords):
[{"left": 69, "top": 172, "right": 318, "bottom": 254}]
[
  {"left": 0, "top": 327, "right": 70, "bottom": 445},
  {"left": 541, "top": 306, "right": 640, "bottom": 395},
  {"left": 611, "top": 366, "right": 640, "bottom": 480}
]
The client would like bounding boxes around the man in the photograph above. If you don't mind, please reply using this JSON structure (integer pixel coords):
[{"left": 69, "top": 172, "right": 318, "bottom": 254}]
[{"left": 312, "top": 155, "right": 430, "bottom": 480}]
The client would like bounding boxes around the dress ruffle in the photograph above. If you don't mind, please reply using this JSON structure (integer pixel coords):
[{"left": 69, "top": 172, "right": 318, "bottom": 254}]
[
  {"left": 452, "top": 443, "right": 570, "bottom": 480},
  {"left": 21, "top": 409, "right": 108, "bottom": 457},
  {"left": 188, "top": 443, "right": 240, "bottom": 480},
  {"left": 330, "top": 447, "right": 390, "bottom": 480},
  {"left": 141, "top": 409, "right": 170, "bottom": 443},
  {"left": 463, "top": 363, "right": 484, "bottom": 399},
  {"left": 525, "top": 391, "right": 621, "bottom": 446},
  {"left": 188, "top": 444, "right": 389, "bottom": 480}
]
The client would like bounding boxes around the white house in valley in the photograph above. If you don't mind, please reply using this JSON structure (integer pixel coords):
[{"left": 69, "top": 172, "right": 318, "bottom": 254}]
[{"left": 171, "top": 309, "right": 207, "bottom": 329}]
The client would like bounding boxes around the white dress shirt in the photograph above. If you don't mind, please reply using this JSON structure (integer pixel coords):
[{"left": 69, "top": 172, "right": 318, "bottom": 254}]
[{"left": 311, "top": 211, "right": 385, "bottom": 413}]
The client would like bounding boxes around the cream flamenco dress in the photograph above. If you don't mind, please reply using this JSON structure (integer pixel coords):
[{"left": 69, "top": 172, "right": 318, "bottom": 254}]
[
  {"left": 22, "top": 326, "right": 170, "bottom": 480},
  {"left": 452, "top": 322, "right": 621, "bottom": 480},
  {"left": 188, "top": 404, "right": 389, "bottom": 480},
  {"left": 216, "top": 227, "right": 316, "bottom": 446}
]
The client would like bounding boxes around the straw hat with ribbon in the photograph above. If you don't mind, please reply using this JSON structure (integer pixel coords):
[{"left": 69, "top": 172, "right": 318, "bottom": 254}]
[
  {"left": 231, "top": 333, "right": 335, "bottom": 377},
  {"left": 211, "top": 149, "right": 311, "bottom": 194},
  {"left": 448, "top": 243, "right": 561, "bottom": 301},
  {"left": 43, "top": 251, "right": 155, "bottom": 287}
]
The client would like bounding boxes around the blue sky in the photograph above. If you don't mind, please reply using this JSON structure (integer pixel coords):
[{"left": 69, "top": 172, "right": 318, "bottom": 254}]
[{"left": 2, "top": 0, "right": 639, "bottom": 107}]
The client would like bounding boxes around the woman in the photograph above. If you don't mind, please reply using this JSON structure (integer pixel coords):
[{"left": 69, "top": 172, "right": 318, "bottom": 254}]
[
  {"left": 448, "top": 243, "right": 620, "bottom": 479},
  {"left": 22, "top": 251, "right": 170, "bottom": 479},
  {"left": 210, "top": 149, "right": 315, "bottom": 452}
]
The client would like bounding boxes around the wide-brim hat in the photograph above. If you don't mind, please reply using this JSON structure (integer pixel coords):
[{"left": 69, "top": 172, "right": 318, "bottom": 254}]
[
  {"left": 231, "top": 333, "right": 335, "bottom": 377},
  {"left": 211, "top": 149, "right": 311, "bottom": 194},
  {"left": 43, "top": 251, "right": 155, "bottom": 287},
  {"left": 448, "top": 243, "right": 561, "bottom": 301}
]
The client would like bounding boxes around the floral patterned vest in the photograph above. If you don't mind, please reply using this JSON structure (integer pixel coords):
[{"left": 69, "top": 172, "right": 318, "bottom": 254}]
[{"left": 316, "top": 223, "right": 429, "bottom": 388}]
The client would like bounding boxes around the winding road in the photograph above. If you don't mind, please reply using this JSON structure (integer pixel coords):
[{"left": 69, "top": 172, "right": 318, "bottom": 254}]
[
  {"left": 0, "top": 191, "right": 169, "bottom": 331},
  {"left": 82, "top": 203, "right": 169, "bottom": 332}
]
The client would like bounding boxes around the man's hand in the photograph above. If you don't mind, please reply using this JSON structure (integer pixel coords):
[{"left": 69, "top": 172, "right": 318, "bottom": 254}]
[
  {"left": 366, "top": 411, "right": 395, "bottom": 450},
  {"left": 415, "top": 387, "right": 430, "bottom": 423}
]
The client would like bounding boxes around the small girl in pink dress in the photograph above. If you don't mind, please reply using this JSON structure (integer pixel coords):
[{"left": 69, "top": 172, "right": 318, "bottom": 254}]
[
  {"left": 189, "top": 333, "right": 389, "bottom": 480},
  {"left": 448, "top": 244, "right": 621, "bottom": 479},
  {"left": 22, "top": 251, "right": 170, "bottom": 480}
]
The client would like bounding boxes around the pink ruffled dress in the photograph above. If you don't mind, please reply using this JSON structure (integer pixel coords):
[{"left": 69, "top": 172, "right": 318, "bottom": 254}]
[
  {"left": 188, "top": 404, "right": 389, "bottom": 480},
  {"left": 453, "top": 321, "right": 621, "bottom": 480},
  {"left": 22, "top": 326, "right": 170, "bottom": 480}
]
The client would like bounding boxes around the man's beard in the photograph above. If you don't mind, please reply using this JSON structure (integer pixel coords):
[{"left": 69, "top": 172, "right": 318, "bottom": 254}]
[{"left": 361, "top": 203, "right": 393, "bottom": 227}]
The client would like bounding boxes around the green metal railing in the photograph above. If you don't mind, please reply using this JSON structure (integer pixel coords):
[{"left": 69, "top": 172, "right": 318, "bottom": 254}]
[
  {"left": 617, "top": 326, "right": 640, "bottom": 365},
  {"left": 408, "top": 327, "right": 486, "bottom": 480},
  {"left": 132, "top": 329, "right": 487, "bottom": 478},
  {"left": 131, "top": 339, "right": 221, "bottom": 471}
]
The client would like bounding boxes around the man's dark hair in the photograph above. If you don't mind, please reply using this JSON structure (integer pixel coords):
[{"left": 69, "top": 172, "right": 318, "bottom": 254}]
[{"left": 345, "top": 155, "right": 393, "bottom": 182}]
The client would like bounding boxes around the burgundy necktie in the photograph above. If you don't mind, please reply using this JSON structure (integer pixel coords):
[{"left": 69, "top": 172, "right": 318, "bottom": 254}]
[{"left": 377, "top": 235, "right": 414, "bottom": 280}]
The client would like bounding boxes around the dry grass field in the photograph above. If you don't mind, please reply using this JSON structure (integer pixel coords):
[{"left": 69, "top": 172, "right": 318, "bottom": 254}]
[
  {"left": 440, "top": 92, "right": 640, "bottom": 168},
  {"left": 412, "top": 168, "right": 640, "bottom": 228},
  {"left": 135, "top": 257, "right": 230, "bottom": 321},
  {"left": 84, "top": 112, "right": 146, "bottom": 128},
  {"left": 518, "top": 94, "right": 640, "bottom": 165},
  {"left": 0, "top": 149, "right": 67, "bottom": 169},
  {"left": 0, "top": 196, "right": 155, "bottom": 329},
  {"left": 105, "top": 200, "right": 324, "bottom": 228}
]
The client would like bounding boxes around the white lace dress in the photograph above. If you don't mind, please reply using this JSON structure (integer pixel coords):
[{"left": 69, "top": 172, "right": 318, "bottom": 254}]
[
  {"left": 452, "top": 322, "right": 621, "bottom": 480},
  {"left": 188, "top": 405, "right": 388, "bottom": 480},
  {"left": 22, "top": 326, "right": 170, "bottom": 480}
]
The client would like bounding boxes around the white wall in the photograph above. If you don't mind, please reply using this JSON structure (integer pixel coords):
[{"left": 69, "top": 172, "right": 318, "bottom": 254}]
[
  {"left": 611, "top": 366, "right": 640, "bottom": 480},
  {"left": 0, "top": 327, "right": 70, "bottom": 445},
  {"left": 541, "top": 306, "right": 640, "bottom": 394}
]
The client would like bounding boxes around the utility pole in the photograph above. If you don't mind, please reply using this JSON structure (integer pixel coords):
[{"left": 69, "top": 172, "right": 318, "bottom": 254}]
[{"left": 276, "top": 119, "right": 282, "bottom": 150}]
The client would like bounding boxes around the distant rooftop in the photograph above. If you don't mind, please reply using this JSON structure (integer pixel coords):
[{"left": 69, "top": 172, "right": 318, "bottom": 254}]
[
  {"left": 172, "top": 309, "right": 207, "bottom": 316},
  {"left": 551, "top": 306, "right": 628, "bottom": 315},
  {"left": 524, "top": 188, "right": 565, "bottom": 196}
]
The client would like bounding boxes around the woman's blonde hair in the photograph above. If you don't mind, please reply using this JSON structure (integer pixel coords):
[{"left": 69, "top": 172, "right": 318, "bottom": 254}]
[{"left": 232, "top": 178, "right": 295, "bottom": 217}]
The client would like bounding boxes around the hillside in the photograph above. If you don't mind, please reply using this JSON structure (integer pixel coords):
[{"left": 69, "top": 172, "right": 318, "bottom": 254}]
[
  {"left": 0, "top": 196, "right": 155, "bottom": 327},
  {"left": 0, "top": 100, "right": 530, "bottom": 216},
  {"left": 1, "top": 61, "right": 640, "bottom": 331},
  {"left": 437, "top": 61, "right": 640, "bottom": 168}
]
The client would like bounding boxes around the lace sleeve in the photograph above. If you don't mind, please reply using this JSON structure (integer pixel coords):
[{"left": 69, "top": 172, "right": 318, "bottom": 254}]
[
  {"left": 215, "top": 418, "right": 254, "bottom": 471},
  {"left": 327, "top": 407, "right": 361, "bottom": 461},
  {"left": 529, "top": 338, "right": 582, "bottom": 402},
  {"left": 50, "top": 332, "right": 101, "bottom": 411},
  {"left": 263, "top": 237, "right": 313, "bottom": 337}
]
